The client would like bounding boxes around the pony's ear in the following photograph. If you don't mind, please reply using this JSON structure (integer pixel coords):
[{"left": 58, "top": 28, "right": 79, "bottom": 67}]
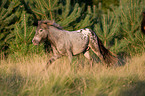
[
  {"left": 41, "top": 20, "right": 54, "bottom": 25},
  {"left": 46, "top": 20, "right": 55, "bottom": 25},
  {"left": 47, "top": 22, "right": 53, "bottom": 25}
]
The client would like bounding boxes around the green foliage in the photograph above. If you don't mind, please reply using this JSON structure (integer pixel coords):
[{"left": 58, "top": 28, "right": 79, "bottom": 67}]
[
  {"left": 92, "top": 0, "right": 119, "bottom": 12},
  {"left": 0, "top": 0, "right": 23, "bottom": 57},
  {"left": 28, "top": 0, "right": 97, "bottom": 30},
  {"left": 74, "top": 5, "right": 97, "bottom": 29},
  {"left": 112, "top": 0, "right": 145, "bottom": 55},
  {"left": 8, "top": 11, "right": 44, "bottom": 56},
  {"left": 94, "top": 10, "right": 119, "bottom": 48},
  {"left": 0, "top": 0, "right": 145, "bottom": 57},
  {"left": 27, "top": 0, "right": 62, "bottom": 20},
  {"left": 94, "top": 0, "right": 145, "bottom": 56}
]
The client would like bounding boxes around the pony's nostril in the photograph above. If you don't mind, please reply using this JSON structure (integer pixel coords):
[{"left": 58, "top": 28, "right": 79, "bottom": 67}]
[{"left": 32, "top": 39, "right": 39, "bottom": 45}]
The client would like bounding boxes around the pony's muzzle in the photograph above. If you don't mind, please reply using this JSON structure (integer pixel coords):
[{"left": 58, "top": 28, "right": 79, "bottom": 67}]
[{"left": 32, "top": 37, "right": 41, "bottom": 45}]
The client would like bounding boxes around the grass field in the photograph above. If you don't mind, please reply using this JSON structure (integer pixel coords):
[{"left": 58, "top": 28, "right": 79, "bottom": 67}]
[{"left": 0, "top": 53, "right": 145, "bottom": 96}]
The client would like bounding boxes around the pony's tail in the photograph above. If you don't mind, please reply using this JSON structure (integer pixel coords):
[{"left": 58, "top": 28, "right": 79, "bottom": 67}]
[
  {"left": 89, "top": 29, "right": 118, "bottom": 66},
  {"left": 97, "top": 37, "right": 118, "bottom": 66}
]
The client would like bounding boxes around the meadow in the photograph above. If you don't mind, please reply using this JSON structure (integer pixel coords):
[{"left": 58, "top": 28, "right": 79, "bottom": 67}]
[{"left": 0, "top": 53, "right": 145, "bottom": 96}]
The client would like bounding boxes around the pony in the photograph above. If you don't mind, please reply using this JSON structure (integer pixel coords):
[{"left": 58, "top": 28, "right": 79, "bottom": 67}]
[{"left": 32, "top": 20, "right": 117, "bottom": 69}]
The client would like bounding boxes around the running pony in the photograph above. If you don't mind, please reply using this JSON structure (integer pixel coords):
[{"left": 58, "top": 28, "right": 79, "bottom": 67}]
[{"left": 32, "top": 20, "right": 117, "bottom": 68}]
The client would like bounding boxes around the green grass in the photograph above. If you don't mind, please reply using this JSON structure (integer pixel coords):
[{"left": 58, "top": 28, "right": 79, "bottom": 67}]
[{"left": 0, "top": 53, "right": 145, "bottom": 96}]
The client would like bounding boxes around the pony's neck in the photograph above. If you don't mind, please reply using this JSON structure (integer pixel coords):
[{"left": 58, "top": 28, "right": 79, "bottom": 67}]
[{"left": 47, "top": 26, "right": 64, "bottom": 45}]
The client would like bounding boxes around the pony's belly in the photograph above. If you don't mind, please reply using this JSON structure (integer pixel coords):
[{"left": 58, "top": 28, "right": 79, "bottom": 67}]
[
  {"left": 72, "top": 38, "right": 89, "bottom": 55},
  {"left": 72, "top": 42, "right": 88, "bottom": 55},
  {"left": 73, "top": 49, "right": 86, "bottom": 55}
]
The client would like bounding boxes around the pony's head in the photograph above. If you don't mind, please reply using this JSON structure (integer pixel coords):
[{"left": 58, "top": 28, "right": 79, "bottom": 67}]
[{"left": 32, "top": 20, "right": 62, "bottom": 45}]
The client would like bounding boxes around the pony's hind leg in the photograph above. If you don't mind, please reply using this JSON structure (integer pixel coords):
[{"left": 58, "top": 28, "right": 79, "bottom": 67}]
[
  {"left": 88, "top": 29, "right": 117, "bottom": 67},
  {"left": 89, "top": 45, "right": 106, "bottom": 66},
  {"left": 45, "top": 45, "right": 61, "bottom": 69},
  {"left": 83, "top": 50, "right": 93, "bottom": 68},
  {"left": 67, "top": 50, "right": 73, "bottom": 63}
]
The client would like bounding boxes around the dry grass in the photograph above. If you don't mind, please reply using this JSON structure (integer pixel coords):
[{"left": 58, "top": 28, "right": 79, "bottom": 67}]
[{"left": 0, "top": 53, "right": 145, "bottom": 96}]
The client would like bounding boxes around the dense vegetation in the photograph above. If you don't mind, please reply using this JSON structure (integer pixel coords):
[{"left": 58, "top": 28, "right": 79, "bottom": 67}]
[
  {"left": 0, "top": 0, "right": 145, "bottom": 95},
  {"left": 0, "top": 0, "right": 144, "bottom": 58}
]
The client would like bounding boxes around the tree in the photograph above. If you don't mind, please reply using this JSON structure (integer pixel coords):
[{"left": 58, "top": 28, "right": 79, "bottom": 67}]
[
  {"left": 93, "top": 0, "right": 145, "bottom": 56},
  {"left": 0, "top": 0, "right": 23, "bottom": 58},
  {"left": 7, "top": 11, "right": 44, "bottom": 56},
  {"left": 114, "top": 0, "right": 145, "bottom": 55},
  {"left": 27, "top": 0, "right": 97, "bottom": 30},
  {"left": 94, "top": 10, "right": 119, "bottom": 48}
]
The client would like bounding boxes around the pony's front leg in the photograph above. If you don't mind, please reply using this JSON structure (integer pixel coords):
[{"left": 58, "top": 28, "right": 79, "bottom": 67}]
[
  {"left": 67, "top": 50, "right": 73, "bottom": 64},
  {"left": 42, "top": 55, "right": 61, "bottom": 71},
  {"left": 45, "top": 44, "right": 61, "bottom": 69},
  {"left": 46, "top": 55, "right": 61, "bottom": 67}
]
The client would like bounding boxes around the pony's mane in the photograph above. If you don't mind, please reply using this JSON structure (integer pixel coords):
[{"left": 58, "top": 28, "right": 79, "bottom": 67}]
[
  {"left": 52, "top": 22, "right": 63, "bottom": 29},
  {"left": 38, "top": 20, "right": 63, "bottom": 29}
]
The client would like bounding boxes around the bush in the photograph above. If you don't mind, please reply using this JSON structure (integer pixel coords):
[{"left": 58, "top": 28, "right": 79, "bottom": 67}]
[
  {"left": 7, "top": 11, "right": 44, "bottom": 57},
  {"left": 94, "top": 0, "right": 145, "bottom": 56},
  {"left": 0, "top": 0, "right": 145, "bottom": 58},
  {"left": 0, "top": 0, "right": 23, "bottom": 58}
]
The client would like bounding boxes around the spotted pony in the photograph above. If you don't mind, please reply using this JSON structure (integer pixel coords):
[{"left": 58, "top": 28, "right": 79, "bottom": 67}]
[{"left": 32, "top": 20, "right": 117, "bottom": 69}]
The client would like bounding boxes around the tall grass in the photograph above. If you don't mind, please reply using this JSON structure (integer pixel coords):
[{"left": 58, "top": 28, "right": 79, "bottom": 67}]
[{"left": 0, "top": 53, "right": 145, "bottom": 96}]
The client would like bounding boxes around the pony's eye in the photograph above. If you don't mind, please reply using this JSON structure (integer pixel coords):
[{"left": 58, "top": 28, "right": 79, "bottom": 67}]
[{"left": 39, "top": 29, "right": 43, "bottom": 32}]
